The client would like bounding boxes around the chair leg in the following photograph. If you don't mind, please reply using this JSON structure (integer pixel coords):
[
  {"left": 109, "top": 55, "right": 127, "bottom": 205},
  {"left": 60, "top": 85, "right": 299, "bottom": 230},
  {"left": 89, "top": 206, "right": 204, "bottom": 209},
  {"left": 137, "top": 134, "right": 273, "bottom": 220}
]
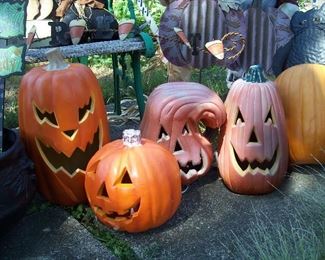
[
  {"left": 112, "top": 53, "right": 121, "bottom": 115},
  {"left": 130, "top": 51, "right": 145, "bottom": 119}
]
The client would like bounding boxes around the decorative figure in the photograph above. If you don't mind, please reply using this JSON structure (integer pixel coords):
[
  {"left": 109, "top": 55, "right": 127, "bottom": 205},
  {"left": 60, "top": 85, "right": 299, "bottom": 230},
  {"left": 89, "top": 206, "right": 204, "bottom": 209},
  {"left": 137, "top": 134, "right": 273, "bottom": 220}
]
[
  {"left": 233, "top": 1, "right": 293, "bottom": 75},
  {"left": 218, "top": 65, "right": 288, "bottom": 195},
  {"left": 159, "top": 0, "right": 292, "bottom": 73},
  {"left": 140, "top": 82, "right": 226, "bottom": 185},
  {"left": 273, "top": 4, "right": 325, "bottom": 75},
  {"left": 18, "top": 48, "right": 110, "bottom": 205},
  {"left": 85, "top": 129, "right": 181, "bottom": 233},
  {"left": 159, "top": 0, "right": 229, "bottom": 68},
  {"left": 58, "top": 1, "right": 119, "bottom": 43},
  {"left": 275, "top": 64, "right": 325, "bottom": 164}
]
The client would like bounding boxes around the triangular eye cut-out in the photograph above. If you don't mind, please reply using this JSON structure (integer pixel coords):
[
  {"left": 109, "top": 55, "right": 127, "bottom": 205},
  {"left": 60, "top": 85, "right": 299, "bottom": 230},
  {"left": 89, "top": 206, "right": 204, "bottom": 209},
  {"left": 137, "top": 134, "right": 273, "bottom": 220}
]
[
  {"left": 121, "top": 170, "right": 132, "bottom": 184},
  {"left": 98, "top": 183, "right": 109, "bottom": 198},
  {"left": 249, "top": 128, "right": 258, "bottom": 143},
  {"left": 174, "top": 140, "right": 182, "bottom": 152},
  {"left": 264, "top": 108, "right": 273, "bottom": 124},
  {"left": 182, "top": 124, "right": 190, "bottom": 135},
  {"left": 79, "top": 97, "right": 93, "bottom": 122},
  {"left": 235, "top": 109, "right": 245, "bottom": 124},
  {"left": 158, "top": 126, "right": 169, "bottom": 139}
]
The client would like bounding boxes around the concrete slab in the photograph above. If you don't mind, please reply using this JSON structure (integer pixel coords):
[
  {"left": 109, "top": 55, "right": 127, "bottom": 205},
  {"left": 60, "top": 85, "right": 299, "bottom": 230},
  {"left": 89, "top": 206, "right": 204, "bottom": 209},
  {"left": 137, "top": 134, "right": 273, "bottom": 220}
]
[
  {"left": 0, "top": 206, "right": 116, "bottom": 259},
  {"left": 1, "top": 119, "right": 323, "bottom": 259},
  {"left": 111, "top": 165, "right": 325, "bottom": 259}
]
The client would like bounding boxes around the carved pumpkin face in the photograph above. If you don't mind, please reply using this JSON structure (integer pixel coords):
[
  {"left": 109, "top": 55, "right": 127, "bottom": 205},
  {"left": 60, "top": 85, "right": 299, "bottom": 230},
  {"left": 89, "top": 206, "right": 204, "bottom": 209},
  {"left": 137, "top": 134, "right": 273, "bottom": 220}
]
[
  {"left": 19, "top": 49, "right": 109, "bottom": 205},
  {"left": 140, "top": 82, "right": 226, "bottom": 185},
  {"left": 218, "top": 65, "right": 288, "bottom": 194},
  {"left": 85, "top": 130, "right": 181, "bottom": 233}
]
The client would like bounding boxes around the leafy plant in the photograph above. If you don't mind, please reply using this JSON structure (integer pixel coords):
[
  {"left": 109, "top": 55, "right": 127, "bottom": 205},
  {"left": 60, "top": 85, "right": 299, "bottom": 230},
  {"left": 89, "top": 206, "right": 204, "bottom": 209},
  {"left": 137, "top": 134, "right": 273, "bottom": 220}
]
[{"left": 66, "top": 204, "right": 138, "bottom": 259}]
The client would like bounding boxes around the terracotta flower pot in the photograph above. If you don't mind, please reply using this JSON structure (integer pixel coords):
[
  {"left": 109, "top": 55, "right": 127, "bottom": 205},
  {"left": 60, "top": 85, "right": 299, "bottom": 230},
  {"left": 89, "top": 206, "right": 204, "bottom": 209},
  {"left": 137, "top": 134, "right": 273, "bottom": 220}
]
[{"left": 0, "top": 128, "right": 36, "bottom": 230}]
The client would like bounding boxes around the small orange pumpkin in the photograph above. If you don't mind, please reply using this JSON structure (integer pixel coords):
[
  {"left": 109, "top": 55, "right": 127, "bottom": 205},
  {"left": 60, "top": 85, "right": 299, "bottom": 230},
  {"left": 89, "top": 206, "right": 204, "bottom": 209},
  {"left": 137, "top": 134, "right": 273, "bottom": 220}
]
[
  {"left": 218, "top": 65, "right": 288, "bottom": 194},
  {"left": 18, "top": 48, "right": 109, "bottom": 205},
  {"left": 85, "top": 129, "right": 181, "bottom": 233},
  {"left": 275, "top": 64, "right": 325, "bottom": 164}
]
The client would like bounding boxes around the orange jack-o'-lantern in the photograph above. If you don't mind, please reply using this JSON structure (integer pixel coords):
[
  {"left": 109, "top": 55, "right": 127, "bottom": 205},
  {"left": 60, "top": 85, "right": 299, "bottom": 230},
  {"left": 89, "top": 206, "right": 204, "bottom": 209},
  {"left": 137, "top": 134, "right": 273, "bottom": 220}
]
[
  {"left": 276, "top": 64, "right": 325, "bottom": 164},
  {"left": 85, "top": 129, "right": 181, "bottom": 233},
  {"left": 18, "top": 48, "right": 109, "bottom": 205},
  {"left": 140, "top": 82, "right": 226, "bottom": 185},
  {"left": 218, "top": 65, "right": 288, "bottom": 194}
]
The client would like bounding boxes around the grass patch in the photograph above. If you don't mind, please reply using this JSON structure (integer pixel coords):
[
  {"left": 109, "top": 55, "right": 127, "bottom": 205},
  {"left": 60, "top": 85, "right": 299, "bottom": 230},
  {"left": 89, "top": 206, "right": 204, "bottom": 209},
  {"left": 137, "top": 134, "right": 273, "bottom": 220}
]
[
  {"left": 222, "top": 165, "right": 325, "bottom": 259},
  {"left": 66, "top": 204, "right": 138, "bottom": 259}
]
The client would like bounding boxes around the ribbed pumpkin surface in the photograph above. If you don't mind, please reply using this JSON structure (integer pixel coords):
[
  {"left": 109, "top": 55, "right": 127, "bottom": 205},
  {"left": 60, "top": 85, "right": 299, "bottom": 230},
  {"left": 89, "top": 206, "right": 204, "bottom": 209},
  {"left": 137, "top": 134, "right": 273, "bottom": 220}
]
[{"left": 275, "top": 64, "right": 325, "bottom": 164}]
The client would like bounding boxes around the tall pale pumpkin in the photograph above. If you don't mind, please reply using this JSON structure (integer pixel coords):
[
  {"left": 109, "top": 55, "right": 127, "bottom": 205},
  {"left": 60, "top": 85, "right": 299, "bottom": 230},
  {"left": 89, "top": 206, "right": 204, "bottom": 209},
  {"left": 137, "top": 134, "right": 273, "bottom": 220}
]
[
  {"left": 275, "top": 64, "right": 325, "bottom": 164},
  {"left": 218, "top": 65, "right": 288, "bottom": 195}
]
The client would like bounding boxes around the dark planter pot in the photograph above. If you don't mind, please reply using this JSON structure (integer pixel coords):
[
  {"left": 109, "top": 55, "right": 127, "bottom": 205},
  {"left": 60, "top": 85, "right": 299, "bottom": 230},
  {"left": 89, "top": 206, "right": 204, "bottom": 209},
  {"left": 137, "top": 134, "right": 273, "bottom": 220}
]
[{"left": 0, "top": 128, "right": 36, "bottom": 230}]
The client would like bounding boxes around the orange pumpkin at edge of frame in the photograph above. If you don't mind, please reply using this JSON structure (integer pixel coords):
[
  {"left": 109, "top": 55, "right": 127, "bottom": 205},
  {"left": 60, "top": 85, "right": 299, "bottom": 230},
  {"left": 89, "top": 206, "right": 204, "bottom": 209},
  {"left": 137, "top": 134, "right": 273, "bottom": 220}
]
[
  {"left": 275, "top": 63, "right": 325, "bottom": 164},
  {"left": 18, "top": 48, "right": 110, "bottom": 206}
]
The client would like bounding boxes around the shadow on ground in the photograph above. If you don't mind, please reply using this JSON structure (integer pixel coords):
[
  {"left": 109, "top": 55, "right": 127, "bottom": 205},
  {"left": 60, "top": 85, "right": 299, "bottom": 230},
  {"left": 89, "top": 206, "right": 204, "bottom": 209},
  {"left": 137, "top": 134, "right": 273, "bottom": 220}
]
[{"left": 0, "top": 120, "right": 324, "bottom": 259}]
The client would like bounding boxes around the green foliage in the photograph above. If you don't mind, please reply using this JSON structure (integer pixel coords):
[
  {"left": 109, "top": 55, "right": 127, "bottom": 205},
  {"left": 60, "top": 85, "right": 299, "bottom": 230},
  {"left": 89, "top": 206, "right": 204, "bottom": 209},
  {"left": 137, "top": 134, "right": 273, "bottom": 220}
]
[
  {"left": 26, "top": 201, "right": 53, "bottom": 215},
  {"left": 67, "top": 204, "right": 138, "bottom": 259},
  {"left": 3, "top": 75, "right": 20, "bottom": 128},
  {"left": 191, "top": 66, "right": 228, "bottom": 100},
  {"left": 112, "top": 0, "right": 164, "bottom": 24},
  {"left": 297, "top": 0, "right": 310, "bottom": 8}
]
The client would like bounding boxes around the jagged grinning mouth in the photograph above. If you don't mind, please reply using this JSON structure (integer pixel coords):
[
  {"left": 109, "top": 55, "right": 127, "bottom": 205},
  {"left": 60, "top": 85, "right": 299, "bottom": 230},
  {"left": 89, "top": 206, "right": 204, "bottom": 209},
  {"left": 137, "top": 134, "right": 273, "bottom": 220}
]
[
  {"left": 178, "top": 160, "right": 203, "bottom": 174},
  {"left": 95, "top": 200, "right": 140, "bottom": 221},
  {"left": 230, "top": 143, "right": 280, "bottom": 177},
  {"left": 36, "top": 127, "right": 101, "bottom": 177},
  {"left": 174, "top": 148, "right": 209, "bottom": 177}
]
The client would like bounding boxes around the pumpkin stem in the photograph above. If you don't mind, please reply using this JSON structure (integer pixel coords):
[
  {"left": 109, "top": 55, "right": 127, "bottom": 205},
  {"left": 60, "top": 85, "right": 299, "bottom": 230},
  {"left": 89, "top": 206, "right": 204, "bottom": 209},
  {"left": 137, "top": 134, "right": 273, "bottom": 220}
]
[
  {"left": 243, "top": 65, "right": 267, "bottom": 83},
  {"left": 123, "top": 129, "right": 142, "bottom": 147},
  {"left": 45, "top": 48, "right": 70, "bottom": 71}
]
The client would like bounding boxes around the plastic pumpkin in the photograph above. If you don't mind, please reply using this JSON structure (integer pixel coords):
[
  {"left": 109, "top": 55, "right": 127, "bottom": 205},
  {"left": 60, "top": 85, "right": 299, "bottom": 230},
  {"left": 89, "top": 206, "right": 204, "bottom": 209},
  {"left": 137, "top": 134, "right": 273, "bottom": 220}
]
[
  {"left": 19, "top": 48, "right": 110, "bottom": 205},
  {"left": 140, "top": 82, "right": 226, "bottom": 186},
  {"left": 218, "top": 65, "right": 288, "bottom": 194},
  {"left": 85, "top": 129, "right": 181, "bottom": 233},
  {"left": 275, "top": 64, "right": 325, "bottom": 164}
]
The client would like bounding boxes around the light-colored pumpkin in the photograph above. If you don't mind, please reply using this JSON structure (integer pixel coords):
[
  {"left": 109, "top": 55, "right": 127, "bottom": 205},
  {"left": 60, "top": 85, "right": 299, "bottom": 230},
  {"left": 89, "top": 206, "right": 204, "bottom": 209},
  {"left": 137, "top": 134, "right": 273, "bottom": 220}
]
[
  {"left": 275, "top": 64, "right": 325, "bottom": 164},
  {"left": 218, "top": 65, "right": 288, "bottom": 194},
  {"left": 140, "top": 82, "right": 226, "bottom": 185}
]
